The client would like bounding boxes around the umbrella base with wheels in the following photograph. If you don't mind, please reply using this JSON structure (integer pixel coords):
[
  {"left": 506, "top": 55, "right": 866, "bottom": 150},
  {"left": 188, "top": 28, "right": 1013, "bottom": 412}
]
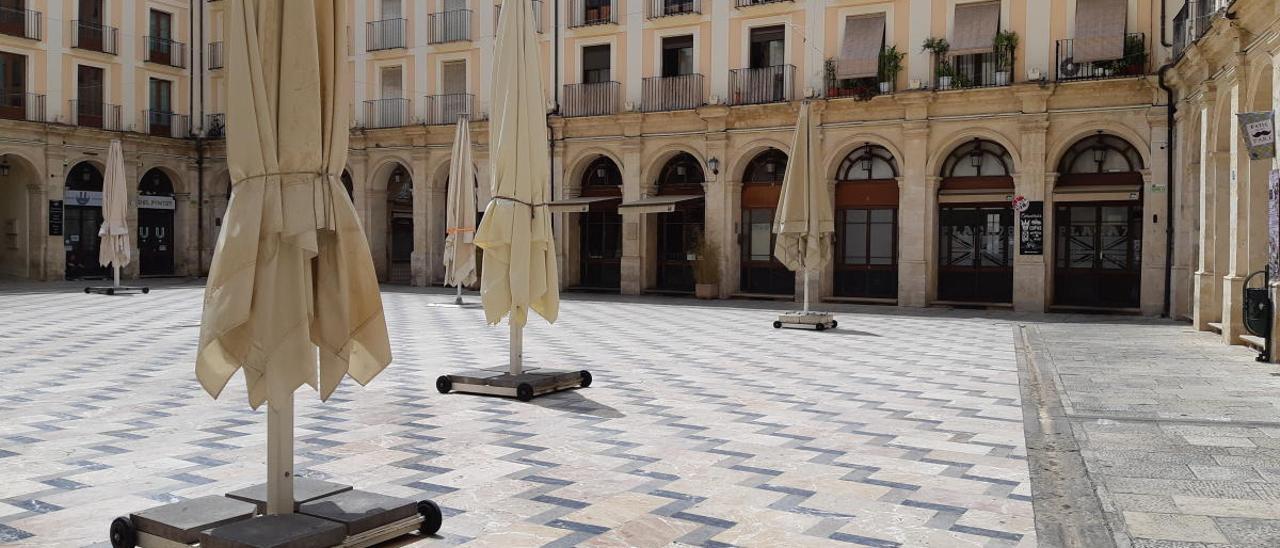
[
  {"left": 85, "top": 285, "right": 150, "bottom": 296},
  {"left": 437, "top": 367, "right": 591, "bottom": 402},
  {"left": 773, "top": 311, "right": 837, "bottom": 331},
  {"left": 108, "top": 486, "right": 444, "bottom": 548}
]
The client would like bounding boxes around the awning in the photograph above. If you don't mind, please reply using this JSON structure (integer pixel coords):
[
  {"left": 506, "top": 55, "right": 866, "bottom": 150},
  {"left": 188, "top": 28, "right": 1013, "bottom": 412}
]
[
  {"left": 836, "top": 13, "right": 885, "bottom": 80},
  {"left": 618, "top": 194, "right": 703, "bottom": 214},
  {"left": 950, "top": 1, "right": 1000, "bottom": 56},
  {"left": 546, "top": 196, "right": 620, "bottom": 213},
  {"left": 1073, "top": 0, "right": 1127, "bottom": 63}
]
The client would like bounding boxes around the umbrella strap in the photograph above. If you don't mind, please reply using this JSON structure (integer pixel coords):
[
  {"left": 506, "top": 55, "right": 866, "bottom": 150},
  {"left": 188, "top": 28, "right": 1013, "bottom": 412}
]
[
  {"left": 446, "top": 227, "right": 475, "bottom": 234},
  {"left": 235, "top": 171, "right": 341, "bottom": 230},
  {"left": 493, "top": 195, "right": 547, "bottom": 218}
]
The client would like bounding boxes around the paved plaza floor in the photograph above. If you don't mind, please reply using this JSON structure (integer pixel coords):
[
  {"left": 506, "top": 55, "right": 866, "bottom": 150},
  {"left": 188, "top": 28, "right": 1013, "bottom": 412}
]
[{"left": 0, "top": 282, "right": 1275, "bottom": 547}]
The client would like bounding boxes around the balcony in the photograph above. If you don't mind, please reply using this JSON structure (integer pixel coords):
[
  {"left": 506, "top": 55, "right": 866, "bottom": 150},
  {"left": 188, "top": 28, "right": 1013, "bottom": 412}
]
[
  {"left": 428, "top": 9, "right": 471, "bottom": 44},
  {"left": 366, "top": 18, "right": 406, "bottom": 52},
  {"left": 494, "top": 0, "right": 543, "bottom": 33},
  {"left": 144, "top": 110, "right": 190, "bottom": 138},
  {"left": 363, "top": 98, "right": 413, "bottom": 129},
  {"left": 205, "top": 113, "right": 225, "bottom": 139},
  {"left": 208, "top": 41, "right": 224, "bottom": 70},
  {"left": 932, "top": 45, "right": 1014, "bottom": 90},
  {"left": 735, "top": 0, "right": 792, "bottom": 7},
  {"left": 562, "top": 81, "right": 620, "bottom": 118},
  {"left": 641, "top": 74, "right": 704, "bottom": 112},
  {"left": 825, "top": 58, "right": 894, "bottom": 100},
  {"left": 0, "top": 6, "right": 41, "bottom": 40},
  {"left": 69, "top": 100, "right": 122, "bottom": 131},
  {"left": 0, "top": 92, "right": 44, "bottom": 122},
  {"left": 570, "top": 0, "right": 617, "bottom": 28},
  {"left": 648, "top": 0, "right": 700, "bottom": 18},
  {"left": 70, "top": 21, "right": 118, "bottom": 55},
  {"left": 424, "top": 94, "right": 475, "bottom": 125},
  {"left": 1056, "top": 33, "right": 1146, "bottom": 82},
  {"left": 1173, "top": 0, "right": 1225, "bottom": 58},
  {"left": 728, "top": 65, "right": 794, "bottom": 105},
  {"left": 144, "top": 36, "right": 186, "bottom": 68}
]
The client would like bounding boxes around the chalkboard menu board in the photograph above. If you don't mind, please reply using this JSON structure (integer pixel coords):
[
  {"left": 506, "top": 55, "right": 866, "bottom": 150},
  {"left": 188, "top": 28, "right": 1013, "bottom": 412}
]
[
  {"left": 1019, "top": 201, "right": 1044, "bottom": 256},
  {"left": 48, "top": 201, "right": 63, "bottom": 236}
]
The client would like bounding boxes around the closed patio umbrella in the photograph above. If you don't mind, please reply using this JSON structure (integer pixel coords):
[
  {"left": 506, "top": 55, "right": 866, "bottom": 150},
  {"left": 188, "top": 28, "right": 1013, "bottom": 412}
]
[
  {"left": 98, "top": 139, "right": 129, "bottom": 286},
  {"left": 197, "top": 0, "right": 391, "bottom": 515},
  {"left": 773, "top": 101, "right": 837, "bottom": 330},
  {"left": 443, "top": 115, "right": 477, "bottom": 305}
]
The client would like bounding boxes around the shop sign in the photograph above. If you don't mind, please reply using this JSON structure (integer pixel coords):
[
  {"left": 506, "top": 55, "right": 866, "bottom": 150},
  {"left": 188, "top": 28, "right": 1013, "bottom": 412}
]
[
  {"left": 48, "top": 201, "right": 63, "bottom": 236},
  {"left": 1270, "top": 169, "right": 1279, "bottom": 274},
  {"left": 1011, "top": 195, "right": 1030, "bottom": 213},
  {"left": 65, "top": 190, "right": 103, "bottom": 207},
  {"left": 1238, "top": 111, "right": 1276, "bottom": 160},
  {"left": 1019, "top": 201, "right": 1044, "bottom": 256},
  {"left": 137, "top": 195, "right": 176, "bottom": 210}
]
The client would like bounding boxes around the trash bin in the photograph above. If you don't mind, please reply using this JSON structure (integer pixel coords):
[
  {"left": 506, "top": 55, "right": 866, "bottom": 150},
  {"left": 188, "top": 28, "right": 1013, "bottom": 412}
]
[{"left": 1243, "top": 271, "right": 1272, "bottom": 338}]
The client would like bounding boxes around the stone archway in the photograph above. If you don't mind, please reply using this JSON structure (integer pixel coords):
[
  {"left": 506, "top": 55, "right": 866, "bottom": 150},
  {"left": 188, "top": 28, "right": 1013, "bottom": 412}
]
[
  {"left": 138, "top": 168, "right": 178, "bottom": 276},
  {"left": 63, "top": 161, "right": 107, "bottom": 280},
  {"left": 0, "top": 153, "right": 38, "bottom": 279}
]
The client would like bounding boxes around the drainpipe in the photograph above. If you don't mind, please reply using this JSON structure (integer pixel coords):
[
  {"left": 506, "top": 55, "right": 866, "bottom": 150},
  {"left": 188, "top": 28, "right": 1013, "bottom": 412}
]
[
  {"left": 1157, "top": 66, "right": 1176, "bottom": 318},
  {"left": 193, "top": 0, "right": 205, "bottom": 277}
]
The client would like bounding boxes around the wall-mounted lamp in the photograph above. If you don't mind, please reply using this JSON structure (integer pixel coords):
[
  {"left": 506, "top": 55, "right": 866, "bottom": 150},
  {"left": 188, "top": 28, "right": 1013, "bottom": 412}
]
[
  {"left": 0, "top": 155, "right": 9, "bottom": 177},
  {"left": 707, "top": 157, "right": 720, "bottom": 175},
  {"left": 968, "top": 139, "right": 983, "bottom": 169}
]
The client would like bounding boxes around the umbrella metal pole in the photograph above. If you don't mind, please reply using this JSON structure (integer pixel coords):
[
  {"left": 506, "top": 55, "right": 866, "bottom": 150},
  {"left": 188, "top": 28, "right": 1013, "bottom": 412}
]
[
  {"left": 455, "top": 283, "right": 463, "bottom": 306},
  {"left": 510, "top": 321, "right": 523, "bottom": 376},
  {"left": 803, "top": 269, "right": 810, "bottom": 314},
  {"left": 113, "top": 264, "right": 120, "bottom": 289},
  {"left": 266, "top": 391, "right": 294, "bottom": 515}
]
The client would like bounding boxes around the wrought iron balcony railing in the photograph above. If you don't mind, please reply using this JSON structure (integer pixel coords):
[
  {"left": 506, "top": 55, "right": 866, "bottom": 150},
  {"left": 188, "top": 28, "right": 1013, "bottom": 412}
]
[
  {"left": 641, "top": 74, "right": 704, "bottom": 112},
  {"left": 208, "top": 41, "right": 224, "bottom": 70},
  {"left": 735, "top": 0, "right": 792, "bottom": 7},
  {"left": 825, "top": 50, "right": 896, "bottom": 100},
  {"left": 1173, "top": 0, "right": 1227, "bottom": 59},
  {"left": 144, "top": 36, "right": 186, "bottom": 68},
  {"left": 70, "top": 20, "right": 118, "bottom": 54},
  {"left": 562, "top": 81, "right": 621, "bottom": 118},
  {"left": 570, "top": 0, "right": 617, "bottom": 28},
  {"left": 0, "top": 92, "right": 44, "bottom": 122},
  {"left": 144, "top": 110, "right": 190, "bottom": 138},
  {"left": 1056, "top": 33, "right": 1146, "bottom": 82},
  {"left": 70, "top": 100, "right": 122, "bottom": 131},
  {"left": 0, "top": 6, "right": 41, "bottom": 40},
  {"left": 205, "top": 113, "right": 225, "bottom": 139},
  {"left": 424, "top": 94, "right": 475, "bottom": 125},
  {"left": 648, "top": 0, "right": 700, "bottom": 18},
  {"left": 728, "top": 65, "right": 794, "bottom": 105},
  {"left": 364, "top": 98, "right": 413, "bottom": 129},
  {"left": 366, "top": 18, "right": 406, "bottom": 51},
  {"left": 429, "top": 9, "right": 471, "bottom": 44},
  {"left": 932, "top": 45, "right": 1015, "bottom": 90}
]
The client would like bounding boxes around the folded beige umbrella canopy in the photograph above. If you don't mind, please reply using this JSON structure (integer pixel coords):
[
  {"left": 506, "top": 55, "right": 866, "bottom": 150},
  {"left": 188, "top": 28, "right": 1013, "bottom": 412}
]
[
  {"left": 774, "top": 101, "right": 835, "bottom": 312},
  {"left": 444, "top": 116, "right": 478, "bottom": 295},
  {"left": 197, "top": 0, "right": 390, "bottom": 412},
  {"left": 475, "top": 0, "right": 559, "bottom": 333},
  {"left": 97, "top": 139, "right": 129, "bottom": 274}
]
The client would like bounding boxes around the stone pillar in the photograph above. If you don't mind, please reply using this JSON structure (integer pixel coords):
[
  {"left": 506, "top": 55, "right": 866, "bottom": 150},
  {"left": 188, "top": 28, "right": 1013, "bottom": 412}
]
[
  {"left": 1270, "top": 48, "right": 1280, "bottom": 362},
  {"left": 411, "top": 151, "right": 430, "bottom": 287},
  {"left": 700, "top": 106, "right": 730, "bottom": 297},
  {"left": 45, "top": 150, "right": 66, "bottom": 281},
  {"left": 619, "top": 137, "right": 643, "bottom": 295},
  {"left": 26, "top": 183, "right": 46, "bottom": 281},
  {"left": 1195, "top": 113, "right": 1224, "bottom": 330},
  {"left": 1171, "top": 101, "right": 1200, "bottom": 321},
  {"left": 124, "top": 156, "right": 141, "bottom": 280},
  {"left": 175, "top": 191, "right": 195, "bottom": 277},
  {"left": 897, "top": 120, "right": 930, "bottom": 306},
  {"left": 1143, "top": 109, "right": 1171, "bottom": 317},
  {"left": 1014, "top": 114, "right": 1049, "bottom": 313},
  {"left": 553, "top": 139, "right": 574, "bottom": 290},
  {"left": 1222, "top": 76, "right": 1248, "bottom": 344}
]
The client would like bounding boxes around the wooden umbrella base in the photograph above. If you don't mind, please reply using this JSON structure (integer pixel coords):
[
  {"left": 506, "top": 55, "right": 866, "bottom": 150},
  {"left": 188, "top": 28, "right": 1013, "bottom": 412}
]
[
  {"left": 437, "top": 367, "right": 592, "bottom": 402},
  {"left": 85, "top": 285, "right": 150, "bottom": 296},
  {"left": 108, "top": 479, "right": 442, "bottom": 548},
  {"left": 772, "top": 311, "right": 838, "bottom": 331}
]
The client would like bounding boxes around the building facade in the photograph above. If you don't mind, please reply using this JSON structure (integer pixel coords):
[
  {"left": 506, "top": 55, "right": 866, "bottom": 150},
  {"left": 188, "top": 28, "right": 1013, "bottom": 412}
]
[
  {"left": 1167, "top": 0, "right": 1280, "bottom": 352},
  {"left": 1, "top": 0, "right": 1188, "bottom": 318}
]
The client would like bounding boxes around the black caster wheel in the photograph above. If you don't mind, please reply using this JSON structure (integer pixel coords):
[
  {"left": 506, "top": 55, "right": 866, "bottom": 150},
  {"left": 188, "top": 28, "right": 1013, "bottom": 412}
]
[
  {"left": 773, "top": 321, "right": 782, "bottom": 329},
  {"left": 815, "top": 323, "right": 826, "bottom": 332},
  {"left": 83, "top": 287, "right": 90, "bottom": 294},
  {"left": 831, "top": 321, "right": 838, "bottom": 329},
  {"left": 435, "top": 375, "right": 452, "bottom": 394},
  {"left": 106, "top": 288, "right": 115, "bottom": 296},
  {"left": 110, "top": 516, "right": 137, "bottom": 548},
  {"left": 579, "top": 370, "right": 592, "bottom": 388},
  {"left": 417, "top": 499, "right": 443, "bottom": 536},
  {"left": 516, "top": 383, "right": 534, "bottom": 402},
  {"left": 142, "top": 288, "right": 150, "bottom": 294}
]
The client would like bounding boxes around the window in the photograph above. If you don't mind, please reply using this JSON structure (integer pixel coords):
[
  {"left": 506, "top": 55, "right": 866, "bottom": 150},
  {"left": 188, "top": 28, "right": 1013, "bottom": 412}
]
[
  {"left": 743, "top": 149, "right": 787, "bottom": 183},
  {"left": 442, "top": 60, "right": 466, "bottom": 95},
  {"left": 79, "top": 0, "right": 102, "bottom": 23},
  {"left": 749, "top": 26, "right": 785, "bottom": 68},
  {"left": 149, "top": 78, "right": 171, "bottom": 113},
  {"left": 77, "top": 65, "right": 103, "bottom": 104},
  {"left": 381, "top": 66, "right": 403, "bottom": 99},
  {"left": 381, "top": 0, "right": 401, "bottom": 19},
  {"left": 149, "top": 10, "right": 171, "bottom": 40},
  {"left": 582, "top": 45, "right": 610, "bottom": 83},
  {"left": 0, "top": 51, "right": 25, "bottom": 120},
  {"left": 662, "top": 35, "right": 694, "bottom": 77}
]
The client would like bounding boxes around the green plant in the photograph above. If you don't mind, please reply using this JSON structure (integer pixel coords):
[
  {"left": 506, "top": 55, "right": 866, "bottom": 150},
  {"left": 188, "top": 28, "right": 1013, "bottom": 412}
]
[
  {"left": 921, "top": 37, "right": 949, "bottom": 56},
  {"left": 692, "top": 234, "right": 720, "bottom": 286},
  {"left": 878, "top": 45, "right": 906, "bottom": 83},
  {"left": 993, "top": 30, "right": 1019, "bottom": 71}
]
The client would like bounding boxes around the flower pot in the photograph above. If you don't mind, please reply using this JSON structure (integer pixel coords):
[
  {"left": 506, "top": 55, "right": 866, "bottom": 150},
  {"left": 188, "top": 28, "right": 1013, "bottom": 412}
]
[
  {"left": 994, "top": 71, "right": 1009, "bottom": 86},
  {"left": 937, "top": 76, "right": 952, "bottom": 90},
  {"left": 695, "top": 283, "right": 718, "bottom": 300},
  {"left": 879, "top": 81, "right": 891, "bottom": 93}
]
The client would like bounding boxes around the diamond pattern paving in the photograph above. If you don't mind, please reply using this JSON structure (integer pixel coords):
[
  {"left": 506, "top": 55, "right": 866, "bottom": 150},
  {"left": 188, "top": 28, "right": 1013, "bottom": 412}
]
[{"left": 0, "top": 284, "right": 1035, "bottom": 547}]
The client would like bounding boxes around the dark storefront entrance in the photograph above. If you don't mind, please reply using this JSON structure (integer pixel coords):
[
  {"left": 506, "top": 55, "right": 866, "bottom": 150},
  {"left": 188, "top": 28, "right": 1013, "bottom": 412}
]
[
  {"left": 64, "top": 162, "right": 108, "bottom": 280},
  {"left": 739, "top": 148, "right": 793, "bottom": 295},
  {"left": 138, "top": 168, "right": 176, "bottom": 276},
  {"left": 936, "top": 139, "right": 1016, "bottom": 304},
  {"left": 386, "top": 165, "right": 413, "bottom": 284},
  {"left": 834, "top": 144, "right": 899, "bottom": 300},
  {"left": 654, "top": 153, "right": 705, "bottom": 292},
  {"left": 576, "top": 157, "right": 622, "bottom": 290}
]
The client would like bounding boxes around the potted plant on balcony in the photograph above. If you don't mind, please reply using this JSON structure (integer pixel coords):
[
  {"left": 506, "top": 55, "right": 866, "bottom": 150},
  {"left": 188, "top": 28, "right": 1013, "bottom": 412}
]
[
  {"left": 922, "top": 37, "right": 952, "bottom": 90},
  {"left": 993, "top": 30, "right": 1018, "bottom": 86},
  {"left": 878, "top": 45, "right": 905, "bottom": 94},
  {"left": 1120, "top": 34, "right": 1146, "bottom": 75},
  {"left": 692, "top": 234, "right": 720, "bottom": 300},
  {"left": 824, "top": 59, "right": 842, "bottom": 98}
]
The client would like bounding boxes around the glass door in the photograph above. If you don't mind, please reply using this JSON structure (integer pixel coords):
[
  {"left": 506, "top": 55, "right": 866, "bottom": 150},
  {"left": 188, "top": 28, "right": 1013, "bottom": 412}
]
[
  {"left": 938, "top": 205, "right": 1013, "bottom": 303},
  {"left": 1054, "top": 203, "right": 1142, "bottom": 308},
  {"left": 836, "top": 208, "right": 897, "bottom": 299}
]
